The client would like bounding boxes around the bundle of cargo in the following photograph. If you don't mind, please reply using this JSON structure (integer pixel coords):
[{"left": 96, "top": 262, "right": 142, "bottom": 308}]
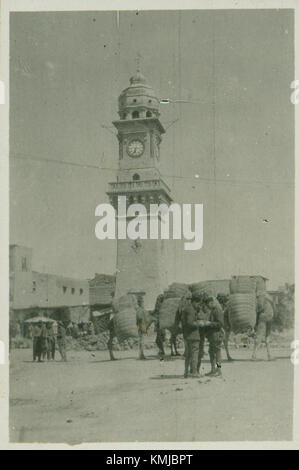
[
  {"left": 158, "top": 297, "right": 182, "bottom": 330},
  {"left": 164, "top": 282, "right": 189, "bottom": 300},
  {"left": 190, "top": 280, "right": 230, "bottom": 297},
  {"left": 229, "top": 276, "right": 256, "bottom": 294},
  {"left": 228, "top": 293, "right": 256, "bottom": 333},
  {"left": 189, "top": 281, "right": 215, "bottom": 297},
  {"left": 112, "top": 294, "right": 139, "bottom": 341},
  {"left": 252, "top": 276, "right": 267, "bottom": 296}
]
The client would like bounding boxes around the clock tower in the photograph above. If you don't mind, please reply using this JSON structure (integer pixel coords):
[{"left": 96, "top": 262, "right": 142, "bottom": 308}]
[{"left": 107, "top": 69, "right": 172, "bottom": 309}]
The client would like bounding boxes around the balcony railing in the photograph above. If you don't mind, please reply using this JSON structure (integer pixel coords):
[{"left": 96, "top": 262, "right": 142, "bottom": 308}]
[{"left": 107, "top": 179, "right": 171, "bottom": 194}]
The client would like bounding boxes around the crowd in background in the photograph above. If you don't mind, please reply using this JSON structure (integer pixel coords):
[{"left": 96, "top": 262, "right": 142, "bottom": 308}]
[{"left": 9, "top": 318, "right": 96, "bottom": 362}]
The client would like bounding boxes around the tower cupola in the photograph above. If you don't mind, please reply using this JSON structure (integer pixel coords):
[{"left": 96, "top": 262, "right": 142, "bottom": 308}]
[{"left": 118, "top": 70, "right": 160, "bottom": 120}]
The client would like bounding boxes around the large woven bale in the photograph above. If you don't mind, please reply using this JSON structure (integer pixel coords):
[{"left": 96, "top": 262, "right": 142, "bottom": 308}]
[
  {"left": 164, "top": 283, "right": 189, "bottom": 300},
  {"left": 229, "top": 276, "right": 256, "bottom": 294},
  {"left": 112, "top": 294, "right": 138, "bottom": 341},
  {"left": 254, "top": 277, "right": 267, "bottom": 295},
  {"left": 159, "top": 297, "right": 181, "bottom": 330},
  {"left": 229, "top": 293, "right": 256, "bottom": 333},
  {"left": 189, "top": 281, "right": 214, "bottom": 297},
  {"left": 190, "top": 280, "right": 230, "bottom": 297}
]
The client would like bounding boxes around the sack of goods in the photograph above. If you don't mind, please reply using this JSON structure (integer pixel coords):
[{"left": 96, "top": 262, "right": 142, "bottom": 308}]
[
  {"left": 164, "top": 282, "right": 189, "bottom": 300},
  {"left": 112, "top": 294, "right": 139, "bottom": 341},
  {"left": 228, "top": 293, "right": 257, "bottom": 333},
  {"left": 229, "top": 276, "right": 256, "bottom": 294},
  {"left": 159, "top": 297, "right": 182, "bottom": 330},
  {"left": 254, "top": 277, "right": 267, "bottom": 296},
  {"left": 189, "top": 281, "right": 214, "bottom": 297}
]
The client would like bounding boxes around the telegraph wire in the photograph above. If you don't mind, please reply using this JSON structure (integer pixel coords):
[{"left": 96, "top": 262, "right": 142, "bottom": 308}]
[{"left": 10, "top": 152, "right": 293, "bottom": 187}]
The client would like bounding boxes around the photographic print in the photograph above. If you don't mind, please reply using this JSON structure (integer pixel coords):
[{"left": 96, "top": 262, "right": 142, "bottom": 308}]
[{"left": 3, "top": 5, "right": 296, "bottom": 446}]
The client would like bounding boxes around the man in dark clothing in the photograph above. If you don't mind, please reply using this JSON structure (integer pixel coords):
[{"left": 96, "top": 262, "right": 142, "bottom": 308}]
[
  {"left": 46, "top": 322, "right": 56, "bottom": 361},
  {"left": 32, "top": 323, "right": 42, "bottom": 362},
  {"left": 57, "top": 321, "right": 68, "bottom": 362},
  {"left": 181, "top": 294, "right": 202, "bottom": 378},
  {"left": 39, "top": 323, "right": 49, "bottom": 361},
  {"left": 203, "top": 297, "right": 225, "bottom": 377},
  {"left": 197, "top": 298, "right": 212, "bottom": 374}
]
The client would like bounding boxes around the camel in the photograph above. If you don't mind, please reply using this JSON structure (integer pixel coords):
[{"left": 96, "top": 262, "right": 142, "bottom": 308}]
[
  {"left": 219, "top": 293, "right": 276, "bottom": 362},
  {"left": 154, "top": 293, "right": 187, "bottom": 360},
  {"left": 155, "top": 323, "right": 181, "bottom": 359},
  {"left": 251, "top": 294, "right": 275, "bottom": 361},
  {"left": 216, "top": 294, "right": 234, "bottom": 362},
  {"left": 107, "top": 308, "right": 157, "bottom": 361}
]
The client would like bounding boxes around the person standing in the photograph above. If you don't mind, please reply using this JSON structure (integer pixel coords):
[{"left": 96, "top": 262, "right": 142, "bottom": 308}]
[
  {"left": 46, "top": 322, "right": 56, "bottom": 361},
  {"left": 57, "top": 321, "right": 68, "bottom": 362},
  {"left": 204, "top": 297, "right": 225, "bottom": 377},
  {"left": 181, "top": 293, "right": 202, "bottom": 378},
  {"left": 39, "top": 322, "right": 49, "bottom": 362},
  {"left": 32, "top": 322, "right": 42, "bottom": 362},
  {"left": 197, "top": 294, "right": 211, "bottom": 375}
]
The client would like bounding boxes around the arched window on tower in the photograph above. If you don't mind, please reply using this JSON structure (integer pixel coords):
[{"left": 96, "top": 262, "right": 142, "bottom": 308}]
[
  {"left": 133, "top": 173, "right": 140, "bottom": 181},
  {"left": 146, "top": 111, "right": 152, "bottom": 118},
  {"left": 132, "top": 111, "right": 139, "bottom": 119}
]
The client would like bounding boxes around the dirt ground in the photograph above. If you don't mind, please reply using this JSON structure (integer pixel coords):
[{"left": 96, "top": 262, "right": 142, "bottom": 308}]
[{"left": 10, "top": 342, "right": 293, "bottom": 444}]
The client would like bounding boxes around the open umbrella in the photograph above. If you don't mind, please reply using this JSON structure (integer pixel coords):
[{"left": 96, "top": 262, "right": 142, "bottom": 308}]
[{"left": 25, "top": 316, "right": 55, "bottom": 324}]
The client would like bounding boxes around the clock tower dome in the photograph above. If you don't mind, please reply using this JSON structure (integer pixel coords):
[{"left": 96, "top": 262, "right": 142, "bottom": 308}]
[{"left": 107, "top": 70, "right": 172, "bottom": 309}]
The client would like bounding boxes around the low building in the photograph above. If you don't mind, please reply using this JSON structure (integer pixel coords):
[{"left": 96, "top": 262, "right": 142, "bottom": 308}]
[{"left": 10, "top": 245, "right": 89, "bottom": 325}]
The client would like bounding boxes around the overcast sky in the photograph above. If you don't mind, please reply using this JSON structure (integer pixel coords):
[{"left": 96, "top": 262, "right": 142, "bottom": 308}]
[{"left": 10, "top": 10, "right": 294, "bottom": 289}]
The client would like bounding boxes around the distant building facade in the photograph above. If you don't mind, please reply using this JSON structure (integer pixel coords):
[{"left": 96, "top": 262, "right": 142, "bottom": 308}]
[{"left": 10, "top": 245, "right": 89, "bottom": 323}]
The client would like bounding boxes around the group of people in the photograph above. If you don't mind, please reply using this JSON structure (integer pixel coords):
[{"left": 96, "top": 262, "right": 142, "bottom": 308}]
[
  {"left": 32, "top": 320, "right": 68, "bottom": 363},
  {"left": 180, "top": 292, "right": 226, "bottom": 378},
  {"left": 179, "top": 288, "right": 275, "bottom": 377},
  {"left": 69, "top": 321, "right": 95, "bottom": 338}
]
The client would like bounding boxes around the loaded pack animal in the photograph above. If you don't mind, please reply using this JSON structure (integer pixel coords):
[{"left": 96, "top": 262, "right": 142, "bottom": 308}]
[
  {"left": 107, "top": 290, "right": 212, "bottom": 361},
  {"left": 98, "top": 286, "right": 276, "bottom": 362},
  {"left": 153, "top": 293, "right": 184, "bottom": 359},
  {"left": 154, "top": 290, "right": 235, "bottom": 361},
  {"left": 106, "top": 294, "right": 157, "bottom": 361},
  {"left": 95, "top": 292, "right": 182, "bottom": 361},
  {"left": 218, "top": 291, "right": 276, "bottom": 361}
]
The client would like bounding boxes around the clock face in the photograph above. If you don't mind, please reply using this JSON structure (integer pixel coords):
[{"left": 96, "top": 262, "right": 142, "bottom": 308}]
[{"left": 127, "top": 139, "right": 144, "bottom": 158}]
